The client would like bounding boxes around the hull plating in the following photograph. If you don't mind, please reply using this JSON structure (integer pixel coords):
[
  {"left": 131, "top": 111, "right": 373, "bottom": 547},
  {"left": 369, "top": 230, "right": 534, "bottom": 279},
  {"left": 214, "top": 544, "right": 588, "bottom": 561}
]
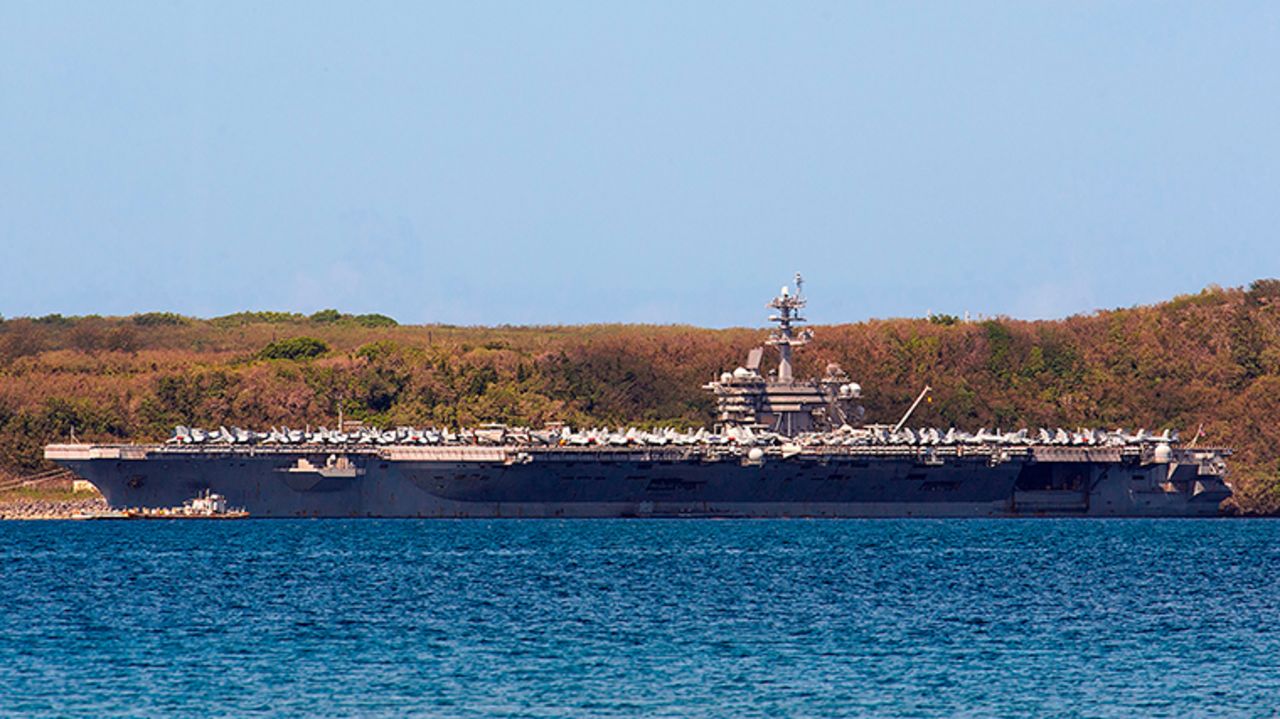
[{"left": 57, "top": 453, "right": 1226, "bottom": 518}]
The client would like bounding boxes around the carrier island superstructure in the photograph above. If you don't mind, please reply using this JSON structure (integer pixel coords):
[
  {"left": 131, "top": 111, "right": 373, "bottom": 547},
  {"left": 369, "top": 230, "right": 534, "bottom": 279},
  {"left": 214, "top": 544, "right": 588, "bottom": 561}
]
[{"left": 46, "top": 277, "right": 1232, "bottom": 518}]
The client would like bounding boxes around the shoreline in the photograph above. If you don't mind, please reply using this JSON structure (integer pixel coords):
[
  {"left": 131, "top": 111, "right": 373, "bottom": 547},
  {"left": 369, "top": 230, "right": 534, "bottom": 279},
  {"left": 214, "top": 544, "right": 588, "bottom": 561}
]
[
  {"left": 3, "top": 486, "right": 1269, "bottom": 521},
  {"left": 0, "top": 489, "right": 106, "bottom": 520}
]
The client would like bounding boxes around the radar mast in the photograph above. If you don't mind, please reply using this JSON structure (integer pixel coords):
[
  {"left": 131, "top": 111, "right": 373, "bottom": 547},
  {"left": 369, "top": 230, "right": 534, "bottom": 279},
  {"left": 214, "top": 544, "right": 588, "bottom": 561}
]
[
  {"left": 765, "top": 272, "right": 814, "bottom": 383},
  {"left": 704, "top": 273, "right": 859, "bottom": 435}
]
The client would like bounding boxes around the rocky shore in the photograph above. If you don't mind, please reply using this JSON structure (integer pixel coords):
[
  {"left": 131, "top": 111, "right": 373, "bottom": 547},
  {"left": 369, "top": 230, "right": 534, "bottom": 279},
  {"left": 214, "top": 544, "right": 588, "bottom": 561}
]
[{"left": 0, "top": 491, "right": 107, "bottom": 520}]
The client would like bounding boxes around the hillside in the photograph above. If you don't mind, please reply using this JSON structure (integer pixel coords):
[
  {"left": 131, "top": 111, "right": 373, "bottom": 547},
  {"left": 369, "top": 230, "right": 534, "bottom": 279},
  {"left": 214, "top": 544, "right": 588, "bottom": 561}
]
[{"left": 2, "top": 284, "right": 1279, "bottom": 514}]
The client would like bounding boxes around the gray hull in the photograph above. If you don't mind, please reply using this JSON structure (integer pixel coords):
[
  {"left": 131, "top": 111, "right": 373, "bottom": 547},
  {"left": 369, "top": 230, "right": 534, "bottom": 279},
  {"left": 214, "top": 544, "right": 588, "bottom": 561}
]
[
  {"left": 52, "top": 446, "right": 1230, "bottom": 518},
  {"left": 48, "top": 277, "right": 1232, "bottom": 519}
]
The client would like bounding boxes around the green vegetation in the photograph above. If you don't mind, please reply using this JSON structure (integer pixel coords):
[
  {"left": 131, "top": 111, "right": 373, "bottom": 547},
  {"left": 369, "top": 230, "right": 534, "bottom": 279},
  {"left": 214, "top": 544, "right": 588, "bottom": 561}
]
[
  {"left": 0, "top": 486, "right": 101, "bottom": 505},
  {"left": 132, "top": 312, "right": 190, "bottom": 327},
  {"left": 258, "top": 337, "right": 330, "bottom": 361},
  {"left": 353, "top": 313, "right": 398, "bottom": 328},
  {"left": 32, "top": 314, "right": 72, "bottom": 326},
  {"left": 311, "top": 309, "right": 398, "bottom": 327},
  {"left": 1, "top": 288, "right": 1279, "bottom": 513},
  {"left": 211, "top": 311, "right": 307, "bottom": 327}
]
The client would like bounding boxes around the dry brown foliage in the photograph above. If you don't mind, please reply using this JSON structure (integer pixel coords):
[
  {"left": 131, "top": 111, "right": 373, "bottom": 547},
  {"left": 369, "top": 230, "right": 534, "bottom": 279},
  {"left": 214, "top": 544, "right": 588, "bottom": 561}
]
[{"left": 2, "top": 282, "right": 1278, "bottom": 513}]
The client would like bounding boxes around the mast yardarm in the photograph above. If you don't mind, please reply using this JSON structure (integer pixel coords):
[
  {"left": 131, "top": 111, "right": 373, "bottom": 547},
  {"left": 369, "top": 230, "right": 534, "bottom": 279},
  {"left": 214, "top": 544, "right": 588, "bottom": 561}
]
[
  {"left": 704, "top": 274, "right": 860, "bottom": 435},
  {"left": 765, "top": 272, "right": 814, "bottom": 384}
]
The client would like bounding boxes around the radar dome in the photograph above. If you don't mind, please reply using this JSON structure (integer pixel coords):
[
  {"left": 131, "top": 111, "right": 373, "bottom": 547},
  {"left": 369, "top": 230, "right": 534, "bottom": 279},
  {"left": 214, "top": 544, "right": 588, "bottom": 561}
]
[
  {"left": 748, "top": 448, "right": 765, "bottom": 461},
  {"left": 1153, "top": 443, "right": 1173, "bottom": 463},
  {"left": 720, "top": 372, "right": 733, "bottom": 383},
  {"left": 732, "top": 367, "right": 752, "bottom": 379}
]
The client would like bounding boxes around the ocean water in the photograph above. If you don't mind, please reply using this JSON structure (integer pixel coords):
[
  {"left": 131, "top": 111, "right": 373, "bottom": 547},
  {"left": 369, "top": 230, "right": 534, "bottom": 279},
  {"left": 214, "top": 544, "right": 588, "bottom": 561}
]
[{"left": 1, "top": 520, "right": 1277, "bottom": 718}]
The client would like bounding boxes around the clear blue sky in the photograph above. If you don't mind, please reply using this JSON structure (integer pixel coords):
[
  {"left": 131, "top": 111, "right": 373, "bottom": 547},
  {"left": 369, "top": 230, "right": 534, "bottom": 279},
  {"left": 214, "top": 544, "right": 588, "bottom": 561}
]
[{"left": 2, "top": 2, "right": 1277, "bottom": 327}]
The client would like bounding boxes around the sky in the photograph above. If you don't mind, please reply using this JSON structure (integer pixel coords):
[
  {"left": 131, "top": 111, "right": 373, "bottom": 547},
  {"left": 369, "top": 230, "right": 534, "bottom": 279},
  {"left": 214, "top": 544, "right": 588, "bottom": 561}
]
[{"left": 1, "top": 2, "right": 1277, "bottom": 327}]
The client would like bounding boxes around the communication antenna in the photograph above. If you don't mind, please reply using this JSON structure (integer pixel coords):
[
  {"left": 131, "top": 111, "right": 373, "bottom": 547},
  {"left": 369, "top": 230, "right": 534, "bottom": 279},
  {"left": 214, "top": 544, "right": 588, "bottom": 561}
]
[{"left": 766, "top": 272, "right": 810, "bottom": 384}]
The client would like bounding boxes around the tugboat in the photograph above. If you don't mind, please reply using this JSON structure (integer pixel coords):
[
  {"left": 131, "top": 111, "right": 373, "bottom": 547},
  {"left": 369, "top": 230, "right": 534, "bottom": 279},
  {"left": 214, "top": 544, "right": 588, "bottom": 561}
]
[
  {"left": 149, "top": 489, "right": 248, "bottom": 519},
  {"left": 132, "top": 490, "right": 248, "bottom": 519},
  {"left": 75, "top": 490, "right": 248, "bottom": 519}
]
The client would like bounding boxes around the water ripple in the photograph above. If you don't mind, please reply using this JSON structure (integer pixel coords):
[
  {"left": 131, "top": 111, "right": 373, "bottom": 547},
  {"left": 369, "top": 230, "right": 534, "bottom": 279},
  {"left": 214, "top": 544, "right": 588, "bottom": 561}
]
[{"left": 1, "top": 519, "right": 1278, "bottom": 717}]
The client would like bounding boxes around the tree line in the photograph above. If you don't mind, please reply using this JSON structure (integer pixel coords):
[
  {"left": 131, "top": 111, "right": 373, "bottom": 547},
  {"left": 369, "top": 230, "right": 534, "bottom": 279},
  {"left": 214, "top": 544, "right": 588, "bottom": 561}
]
[{"left": 2, "top": 284, "right": 1278, "bottom": 513}]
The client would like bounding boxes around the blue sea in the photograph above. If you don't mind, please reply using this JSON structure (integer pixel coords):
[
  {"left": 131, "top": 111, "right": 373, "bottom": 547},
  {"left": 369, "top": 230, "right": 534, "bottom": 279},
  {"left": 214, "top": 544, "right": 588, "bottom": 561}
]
[{"left": 1, "top": 520, "right": 1277, "bottom": 718}]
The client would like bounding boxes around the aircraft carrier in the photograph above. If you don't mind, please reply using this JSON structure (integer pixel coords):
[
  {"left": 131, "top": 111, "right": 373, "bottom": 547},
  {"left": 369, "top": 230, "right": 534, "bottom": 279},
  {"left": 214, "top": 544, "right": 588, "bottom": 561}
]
[{"left": 46, "top": 276, "right": 1232, "bottom": 518}]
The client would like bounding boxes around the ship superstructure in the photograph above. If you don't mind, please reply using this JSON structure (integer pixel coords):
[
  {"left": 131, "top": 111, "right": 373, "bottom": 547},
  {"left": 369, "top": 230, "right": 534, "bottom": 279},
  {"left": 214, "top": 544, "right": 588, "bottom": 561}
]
[
  {"left": 703, "top": 274, "right": 864, "bottom": 435},
  {"left": 46, "top": 277, "right": 1233, "bottom": 518}
]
